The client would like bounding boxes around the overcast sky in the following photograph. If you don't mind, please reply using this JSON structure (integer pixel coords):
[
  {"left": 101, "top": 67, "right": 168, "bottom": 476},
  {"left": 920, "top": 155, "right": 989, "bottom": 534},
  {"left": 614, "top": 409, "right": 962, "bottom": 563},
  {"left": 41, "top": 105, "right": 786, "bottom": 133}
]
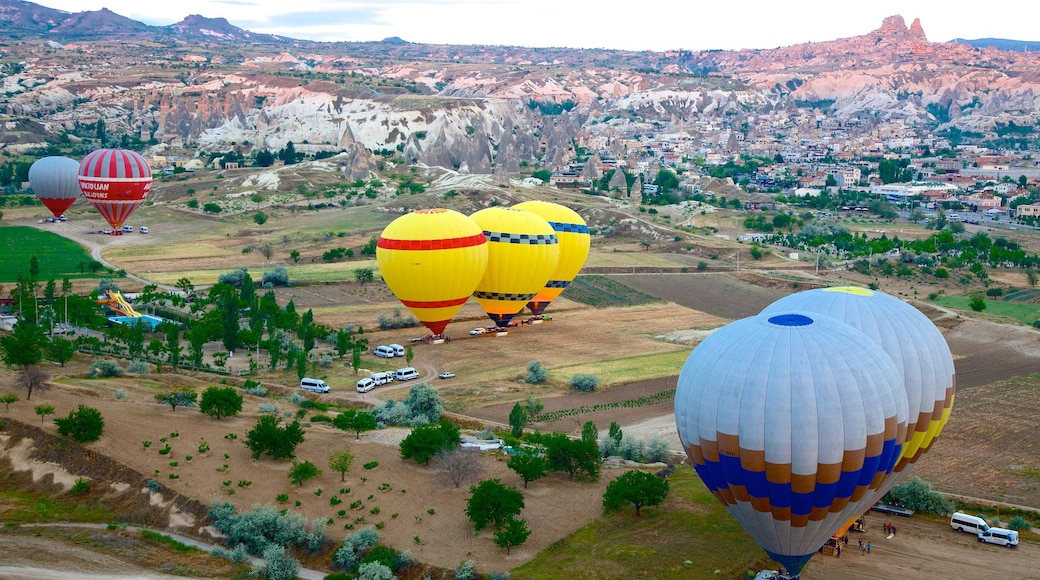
[{"left": 37, "top": 0, "right": 1040, "bottom": 52}]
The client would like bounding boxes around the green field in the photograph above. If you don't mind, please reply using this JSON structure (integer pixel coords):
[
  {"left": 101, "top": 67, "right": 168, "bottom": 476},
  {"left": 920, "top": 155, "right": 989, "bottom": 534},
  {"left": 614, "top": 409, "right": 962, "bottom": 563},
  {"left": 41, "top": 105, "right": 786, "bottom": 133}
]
[
  {"left": 0, "top": 226, "right": 98, "bottom": 282},
  {"left": 932, "top": 295, "right": 1040, "bottom": 326},
  {"left": 512, "top": 466, "right": 768, "bottom": 580},
  {"left": 551, "top": 350, "right": 690, "bottom": 387}
]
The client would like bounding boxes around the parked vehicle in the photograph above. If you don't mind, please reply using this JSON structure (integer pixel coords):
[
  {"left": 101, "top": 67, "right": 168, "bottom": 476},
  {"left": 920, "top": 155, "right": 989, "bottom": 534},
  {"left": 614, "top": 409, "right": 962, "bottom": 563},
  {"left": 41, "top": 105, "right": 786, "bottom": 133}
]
[
  {"left": 140, "top": 226, "right": 149, "bottom": 234},
  {"left": 389, "top": 343, "right": 405, "bottom": 356},
  {"left": 122, "top": 225, "right": 134, "bottom": 233},
  {"left": 951, "top": 512, "right": 990, "bottom": 534},
  {"left": 373, "top": 345, "right": 395, "bottom": 358},
  {"left": 356, "top": 378, "right": 376, "bottom": 393},
  {"left": 469, "top": 327, "right": 487, "bottom": 335},
  {"left": 300, "top": 378, "right": 329, "bottom": 393},
  {"left": 395, "top": 367, "right": 419, "bottom": 381},
  {"left": 978, "top": 527, "right": 1018, "bottom": 547},
  {"left": 370, "top": 372, "right": 394, "bottom": 385},
  {"left": 438, "top": 372, "right": 455, "bottom": 379},
  {"left": 101, "top": 228, "right": 114, "bottom": 235}
]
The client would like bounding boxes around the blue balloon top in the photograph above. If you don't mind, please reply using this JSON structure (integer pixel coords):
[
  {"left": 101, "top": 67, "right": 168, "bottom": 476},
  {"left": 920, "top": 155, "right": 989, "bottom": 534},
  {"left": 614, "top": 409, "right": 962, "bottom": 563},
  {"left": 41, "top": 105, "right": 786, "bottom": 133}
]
[{"left": 766, "top": 313, "right": 813, "bottom": 327}]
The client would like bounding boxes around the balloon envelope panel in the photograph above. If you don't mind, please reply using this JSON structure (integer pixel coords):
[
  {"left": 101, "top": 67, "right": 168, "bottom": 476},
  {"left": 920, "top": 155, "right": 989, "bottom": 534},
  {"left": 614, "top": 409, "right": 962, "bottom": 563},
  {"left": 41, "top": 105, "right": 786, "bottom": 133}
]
[
  {"left": 77, "top": 149, "right": 152, "bottom": 229},
  {"left": 29, "top": 156, "right": 82, "bottom": 217},
  {"left": 513, "top": 200, "right": 590, "bottom": 315},
  {"left": 377, "top": 208, "right": 488, "bottom": 335},
  {"left": 469, "top": 207, "right": 559, "bottom": 326},
  {"left": 674, "top": 312, "right": 907, "bottom": 575},
  {"left": 760, "top": 286, "right": 955, "bottom": 477}
]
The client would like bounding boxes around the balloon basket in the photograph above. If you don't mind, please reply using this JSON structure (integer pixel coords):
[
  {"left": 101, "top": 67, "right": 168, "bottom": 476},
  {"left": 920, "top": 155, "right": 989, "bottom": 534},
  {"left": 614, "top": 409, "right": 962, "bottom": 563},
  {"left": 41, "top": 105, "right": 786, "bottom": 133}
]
[
  {"left": 431, "top": 338, "right": 445, "bottom": 344},
  {"left": 494, "top": 330, "right": 509, "bottom": 337}
]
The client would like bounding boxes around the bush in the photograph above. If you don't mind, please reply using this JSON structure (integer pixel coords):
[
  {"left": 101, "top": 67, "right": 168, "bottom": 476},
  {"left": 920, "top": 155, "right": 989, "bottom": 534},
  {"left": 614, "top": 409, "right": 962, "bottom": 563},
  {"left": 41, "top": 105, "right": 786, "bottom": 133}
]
[
  {"left": 244, "top": 384, "right": 269, "bottom": 397},
  {"left": 333, "top": 526, "right": 379, "bottom": 572},
  {"left": 217, "top": 268, "right": 248, "bottom": 287},
  {"left": 210, "top": 544, "right": 248, "bottom": 563},
  {"left": 1007, "top": 516, "right": 1031, "bottom": 531},
  {"left": 256, "top": 544, "right": 300, "bottom": 580},
  {"left": 259, "top": 403, "right": 281, "bottom": 414},
  {"left": 70, "top": 477, "right": 91, "bottom": 495},
  {"left": 89, "top": 359, "right": 123, "bottom": 378},
  {"left": 455, "top": 559, "right": 476, "bottom": 580},
  {"left": 524, "top": 360, "right": 547, "bottom": 384},
  {"left": 570, "top": 374, "right": 600, "bottom": 392},
  {"left": 262, "top": 265, "right": 290, "bottom": 287},
  {"left": 208, "top": 501, "right": 321, "bottom": 557},
  {"left": 289, "top": 393, "right": 306, "bottom": 406},
  {"left": 114, "top": 390, "right": 128, "bottom": 401},
  {"left": 357, "top": 562, "right": 394, "bottom": 580},
  {"left": 126, "top": 360, "right": 151, "bottom": 374},
  {"left": 881, "top": 476, "right": 955, "bottom": 516},
  {"left": 54, "top": 405, "right": 105, "bottom": 442}
]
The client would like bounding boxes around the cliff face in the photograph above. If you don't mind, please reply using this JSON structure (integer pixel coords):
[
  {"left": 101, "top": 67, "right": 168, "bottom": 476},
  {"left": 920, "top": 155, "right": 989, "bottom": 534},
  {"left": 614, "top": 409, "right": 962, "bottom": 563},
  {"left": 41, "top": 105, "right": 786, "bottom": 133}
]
[{"left": 5, "top": 14, "right": 1040, "bottom": 167}]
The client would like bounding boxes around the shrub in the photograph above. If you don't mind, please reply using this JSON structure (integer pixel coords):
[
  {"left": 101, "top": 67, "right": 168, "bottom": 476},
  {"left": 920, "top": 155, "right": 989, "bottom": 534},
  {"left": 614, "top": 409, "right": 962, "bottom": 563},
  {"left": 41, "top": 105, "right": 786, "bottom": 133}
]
[
  {"left": 89, "top": 359, "right": 123, "bottom": 377},
  {"left": 113, "top": 390, "right": 129, "bottom": 401},
  {"left": 54, "top": 405, "right": 105, "bottom": 442},
  {"left": 333, "top": 526, "right": 379, "bottom": 572},
  {"left": 208, "top": 501, "right": 321, "bottom": 557},
  {"left": 570, "top": 374, "right": 600, "bottom": 392},
  {"left": 244, "top": 384, "right": 269, "bottom": 397},
  {"left": 126, "top": 360, "right": 151, "bottom": 374},
  {"left": 524, "top": 360, "right": 547, "bottom": 384},
  {"left": 289, "top": 393, "right": 306, "bottom": 406},
  {"left": 210, "top": 543, "right": 248, "bottom": 563},
  {"left": 363, "top": 461, "right": 379, "bottom": 470},
  {"left": 881, "top": 476, "right": 955, "bottom": 516},
  {"left": 70, "top": 477, "right": 91, "bottom": 495},
  {"left": 262, "top": 265, "right": 290, "bottom": 287},
  {"left": 310, "top": 414, "right": 333, "bottom": 423},
  {"left": 455, "top": 560, "right": 476, "bottom": 580},
  {"left": 259, "top": 403, "right": 281, "bottom": 414},
  {"left": 357, "top": 562, "right": 394, "bottom": 580},
  {"left": 1007, "top": 516, "right": 1031, "bottom": 531},
  {"left": 255, "top": 544, "right": 300, "bottom": 580},
  {"left": 319, "top": 354, "right": 333, "bottom": 368}
]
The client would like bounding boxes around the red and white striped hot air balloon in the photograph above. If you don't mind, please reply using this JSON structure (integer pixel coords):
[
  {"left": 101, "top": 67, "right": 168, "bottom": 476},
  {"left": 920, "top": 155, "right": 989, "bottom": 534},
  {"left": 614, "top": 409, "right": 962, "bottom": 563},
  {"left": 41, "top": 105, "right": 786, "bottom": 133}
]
[{"left": 77, "top": 149, "right": 152, "bottom": 232}]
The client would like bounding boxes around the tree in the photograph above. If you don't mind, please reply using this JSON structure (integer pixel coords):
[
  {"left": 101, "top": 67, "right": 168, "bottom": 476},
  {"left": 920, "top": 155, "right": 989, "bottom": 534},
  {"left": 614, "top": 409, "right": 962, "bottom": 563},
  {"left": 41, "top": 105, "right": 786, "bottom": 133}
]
[
  {"left": 532, "top": 169, "right": 551, "bottom": 183},
  {"left": 508, "top": 403, "right": 527, "bottom": 438},
  {"left": 542, "top": 433, "right": 600, "bottom": 481},
  {"left": 1027, "top": 270, "right": 1038, "bottom": 287},
  {"left": 333, "top": 409, "right": 378, "bottom": 440},
  {"left": 16, "top": 366, "right": 50, "bottom": 401},
  {"left": 254, "top": 211, "right": 268, "bottom": 225},
  {"left": 54, "top": 404, "right": 105, "bottom": 442},
  {"left": 48, "top": 336, "right": 76, "bottom": 367},
  {"left": 290, "top": 250, "right": 301, "bottom": 263},
  {"left": 507, "top": 450, "right": 549, "bottom": 488},
  {"left": 155, "top": 389, "right": 198, "bottom": 412},
  {"left": 969, "top": 296, "right": 987, "bottom": 312},
  {"left": 2, "top": 320, "right": 45, "bottom": 369},
  {"left": 200, "top": 386, "right": 244, "bottom": 419},
  {"left": 405, "top": 345, "right": 413, "bottom": 365},
  {"left": 255, "top": 149, "right": 275, "bottom": 167},
  {"left": 465, "top": 479, "right": 524, "bottom": 533},
  {"left": 0, "top": 393, "right": 17, "bottom": 411},
  {"left": 581, "top": 420, "right": 598, "bottom": 445},
  {"left": 399, "top": 420, "right": 460, "bottom": 465},
  {"left": 653, "top": 168, "right": 679, "bottom": 193},
  {"left": 433, "top": 446, "right": 484, "bottom": 488},
  {"left": 354, "top": 267, "right": 374, "bottom": 285},
  {"left": 244, "top": 415, "right": 306, "bottom": 460},
  {"left": 162, "top": 322, "right": 182, "bottom": 372},
  {"left": 288, "top": 460, "right": 322, "bottom": 486},
  {"left": 34, "top": 403, "right": 55, "bottom": 423},
  {"left": 278, "top": 141, "right": 298, "bottom": 165},
  {"left": 402, "top": 382, "right": 443, "bottom": 423},
  {"left": 494, "top": 516, "right": 531, "bottom": 555},
  {"left": 328, "top": 446, "right": 355, "bottom": 481},
  {"left": 602, "top": 470, "right": 670, "bottom": 516}
]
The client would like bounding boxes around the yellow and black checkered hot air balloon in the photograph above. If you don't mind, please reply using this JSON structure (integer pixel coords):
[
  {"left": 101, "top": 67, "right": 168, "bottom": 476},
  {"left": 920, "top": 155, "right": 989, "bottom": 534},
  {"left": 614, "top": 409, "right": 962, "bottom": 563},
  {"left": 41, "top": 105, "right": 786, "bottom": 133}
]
[
  {"left": 469, "top": 206, "right": 560, "bottom": 328},
  {"left": 376, "top": 208, "right": 488, "bottom": 336},
  {"left": 513, "top": 200, "right": 590, "bottom": 316}
]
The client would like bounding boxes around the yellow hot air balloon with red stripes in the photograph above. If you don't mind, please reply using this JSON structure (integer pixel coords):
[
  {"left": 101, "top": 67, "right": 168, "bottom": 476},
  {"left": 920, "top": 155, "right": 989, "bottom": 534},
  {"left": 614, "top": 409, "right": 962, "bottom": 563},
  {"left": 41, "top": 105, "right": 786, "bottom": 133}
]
[
  {"left": 377, "top": 209, "right": 488, "bottom": 336},
  {"left": 469, "top": 207, "right": 559, "bottom": 327},
  {"left": 513, "top": 200, "right": 590, "bottom": 315}
]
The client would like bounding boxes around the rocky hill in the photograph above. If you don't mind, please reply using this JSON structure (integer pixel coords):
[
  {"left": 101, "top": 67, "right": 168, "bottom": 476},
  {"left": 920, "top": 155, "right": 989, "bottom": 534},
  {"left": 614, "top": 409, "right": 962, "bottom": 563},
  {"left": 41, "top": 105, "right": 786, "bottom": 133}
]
[{"left": 3, "top": 3, "right": 1040, "bottom": 176}]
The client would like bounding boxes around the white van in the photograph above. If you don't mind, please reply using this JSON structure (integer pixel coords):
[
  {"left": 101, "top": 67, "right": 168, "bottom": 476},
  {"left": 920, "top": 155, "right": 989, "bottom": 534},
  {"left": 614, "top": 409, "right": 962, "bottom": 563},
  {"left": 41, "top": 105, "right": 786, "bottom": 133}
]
[
  {"left": 373, "top": 345, "right": 395, "bottom": 358},
  {"left": 950, "top": 512, "right": 990, "bottom": 534},
  {"left": 978, "top": 527, "right": 1018, "bottom": 547},
  {"left": 356, "top": 378, "right": 376, "bottom": 393},
  {"left": 389, "top": 343, "right": 405, "bottom": 356},
  {"left": 370, "top": 372, "right": 394, "bottom": 386},
  {"left": 122, "top": 225, "right": 134, "bottom": 233},
  {"left": 395, "top": 367, "right": 419, "bottom": 381},
  {"left": 300, "top": 378, "right": 329, "bottom": 393}
]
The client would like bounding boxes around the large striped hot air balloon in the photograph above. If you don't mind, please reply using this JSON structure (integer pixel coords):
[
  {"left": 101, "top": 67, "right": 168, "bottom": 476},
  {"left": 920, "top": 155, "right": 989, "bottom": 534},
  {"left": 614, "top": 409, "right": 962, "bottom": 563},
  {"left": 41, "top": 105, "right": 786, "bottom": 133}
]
[
  {"left": 760, "top": 287, "right": 955, "bottom": 496},
  {"left": 469, "top": 207, "right": 559, "bottom": 328},
  {"left": 675, "top": 312, "right": 908, "bottom": 577},
  {"left": 376, "top": 208, "right": 488, "bottom": 336},
  {"left": 77, "top": 149, "right": 152, "bottom": 231},
  {"left": 29, "top": 156, "right": 81, "bottom": 218},
  {"left": 513, "top": 200, "right": 590, "bottom": 316}
]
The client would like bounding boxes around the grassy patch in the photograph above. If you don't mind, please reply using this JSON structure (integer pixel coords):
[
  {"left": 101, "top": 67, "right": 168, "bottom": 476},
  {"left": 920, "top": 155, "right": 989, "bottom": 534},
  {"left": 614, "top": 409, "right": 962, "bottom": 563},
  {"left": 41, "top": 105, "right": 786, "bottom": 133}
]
[
  {"left": 932, "top": 295, "right": 1040, "bottom": 326},
  {"left": 0, "top": 488, "right": 116, "bottom": 523},
  {"left": 563, "top": 275, "right": 661, "bottom": 308},
  {"left": 145, "top": 259, "right": 379, "bottom": 286},
  {"left": 140, "top": 529, "right": 201, "bottom": 553},
  {"left": 550, "top": 350, "right": 689, "bottom": 387},
  {"left": 0, "top": 226, "right": 98, "bottom": 282},
  {"left": 512, "top": 466, "right": 768, "bottom": 580}
]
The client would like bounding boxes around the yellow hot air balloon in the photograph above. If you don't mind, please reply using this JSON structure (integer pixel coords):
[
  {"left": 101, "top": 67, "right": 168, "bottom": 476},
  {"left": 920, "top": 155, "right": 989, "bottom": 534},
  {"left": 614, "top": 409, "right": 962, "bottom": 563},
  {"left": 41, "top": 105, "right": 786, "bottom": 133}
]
[
  {"left": 376, "top": 209, "right": 488, "bottom": 336},
  {"left": 469, "top": 207, "right": 559, "bottom": 327},
  {"left": 513, "top": 200, "right": 590, "bottom": 315}
]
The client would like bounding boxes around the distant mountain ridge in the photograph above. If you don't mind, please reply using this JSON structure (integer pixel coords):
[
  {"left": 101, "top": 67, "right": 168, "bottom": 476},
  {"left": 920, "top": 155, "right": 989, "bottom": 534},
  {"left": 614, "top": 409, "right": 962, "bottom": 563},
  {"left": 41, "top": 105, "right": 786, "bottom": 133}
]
[
  {"left": 0, "top": 0, "right": 291, "bottom": 43},
  {"left": 953, "top": 38, "right": 1040, "bottom": 52}
]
